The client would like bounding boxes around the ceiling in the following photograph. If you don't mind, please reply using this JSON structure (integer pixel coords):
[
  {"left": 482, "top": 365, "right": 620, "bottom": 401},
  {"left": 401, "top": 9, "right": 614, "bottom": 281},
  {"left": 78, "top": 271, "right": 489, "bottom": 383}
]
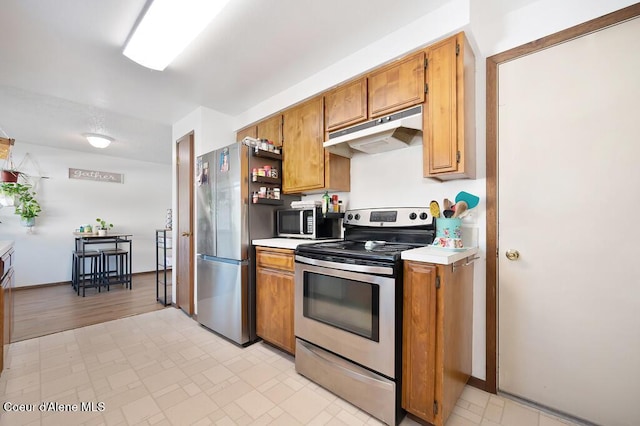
[{"left": 0, "top": 0, "right": 456, "bottom": 164}]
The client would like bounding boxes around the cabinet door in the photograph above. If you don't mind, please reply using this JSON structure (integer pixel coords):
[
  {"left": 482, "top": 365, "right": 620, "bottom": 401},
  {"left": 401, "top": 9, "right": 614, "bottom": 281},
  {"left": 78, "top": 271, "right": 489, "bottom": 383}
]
[
  {"left": 368, "top": 52, "right": 425, "bottom": 118},
  {"left": 257, "top": 115, "right": 283, "bottom": 147},
  {"left": 402, "top": 261, "right": 437, "bottom": 423},
  {"left": 423, "top": 33, "right": 475, "bottom": 179},
  {"left": 256, "top": 266, "right": 295, "bottom": 353},
  {"left": 283, "top": 97, "right": 325, "bottom": 193},
  {"left": 236, "top": 125, "right": 257, "bottom": 143},
  {"left": 325, "top": 78, "right": 368, "bottom": 132}
]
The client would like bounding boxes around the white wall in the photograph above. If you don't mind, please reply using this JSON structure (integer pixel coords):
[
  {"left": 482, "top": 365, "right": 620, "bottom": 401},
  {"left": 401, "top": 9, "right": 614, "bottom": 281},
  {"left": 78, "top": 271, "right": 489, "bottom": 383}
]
[
  {"left": 176, "top": 0, "right": 638, "bottom": 380},
  {"left": 0, "top": 142, "right": 171, "bottom": 287}
]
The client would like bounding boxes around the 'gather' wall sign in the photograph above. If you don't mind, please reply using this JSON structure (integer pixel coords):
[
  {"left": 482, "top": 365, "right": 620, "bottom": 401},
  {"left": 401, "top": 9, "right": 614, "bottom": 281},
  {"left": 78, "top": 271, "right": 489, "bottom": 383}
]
[{"left": 68, "top": 168, "right": 124, "bottom": 184}]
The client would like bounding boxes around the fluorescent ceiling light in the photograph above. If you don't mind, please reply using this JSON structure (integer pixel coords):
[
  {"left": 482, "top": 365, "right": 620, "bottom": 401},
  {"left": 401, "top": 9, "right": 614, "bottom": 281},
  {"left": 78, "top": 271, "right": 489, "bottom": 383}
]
[
  {"left": 123, "top": 0, "right": 231, "bottom": 71},
  {"left": 85, "top": 133, "right": 114, "bottom": 149}
]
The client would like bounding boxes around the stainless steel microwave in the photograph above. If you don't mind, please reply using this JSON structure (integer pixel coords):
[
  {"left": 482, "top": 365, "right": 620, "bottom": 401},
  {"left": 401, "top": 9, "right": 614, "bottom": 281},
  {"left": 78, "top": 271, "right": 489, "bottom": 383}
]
[{"left": 277, "top": 207, "right": 342, "bottom": 239}]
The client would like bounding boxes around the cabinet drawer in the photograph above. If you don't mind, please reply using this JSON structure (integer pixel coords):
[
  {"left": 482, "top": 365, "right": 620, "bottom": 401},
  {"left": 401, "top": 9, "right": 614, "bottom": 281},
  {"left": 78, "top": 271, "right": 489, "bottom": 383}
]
[{"left": 256, "top": 247, "right": 294, "bottom": 272}]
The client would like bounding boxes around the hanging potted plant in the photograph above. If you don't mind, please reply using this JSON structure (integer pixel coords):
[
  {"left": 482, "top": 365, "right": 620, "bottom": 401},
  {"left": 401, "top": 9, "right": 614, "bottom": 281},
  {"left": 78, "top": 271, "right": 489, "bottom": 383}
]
[
  {"left": 96, "top": 218, "right": 113, "bottom": 236},
  {"left": 0, "top": 142, "right": 22, "bottom": 183},
  {"left": 14, "top": 186, "right": 41, "bottom": 227}
]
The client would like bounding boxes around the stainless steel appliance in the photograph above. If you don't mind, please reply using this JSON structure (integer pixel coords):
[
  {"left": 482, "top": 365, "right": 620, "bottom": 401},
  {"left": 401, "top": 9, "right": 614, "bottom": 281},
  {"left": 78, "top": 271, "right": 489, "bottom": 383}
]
[
  {"left": 276, "top": 207, "right": 342, "bottom": 239},
  {"left": 294, "top": 207, "right": 435, "bottom": 425},
  {"left": 196, "top": 142, "right": 297, "bottom": 345}
]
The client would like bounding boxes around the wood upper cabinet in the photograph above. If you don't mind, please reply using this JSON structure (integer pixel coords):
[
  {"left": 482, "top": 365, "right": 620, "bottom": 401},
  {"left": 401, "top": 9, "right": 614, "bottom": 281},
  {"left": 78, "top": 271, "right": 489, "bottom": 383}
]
[
  {"left": 236, "top": 125, "right": 257, "bottom": 143},
  {"left": 325, "top": 78, "right": 368, "bottom": 132},
  {"left": 255, "top": 247, "right": 295, "bottom": 354},
  {"left": 402, "top": 258, "right": 474, "bottom": 426},
  {"left": 283, "top": 96, "right": 350, "bottom": 194},
  {"left": 282, "top": 96, "right": 326, "bottom": 193},
  {"left": 368, "top": 51, "right": 426, "bottom": 119},
  {"left": 423, "top": 32, "right": 476, "bottom": 180},
  {"left": 257, "top": 115, "right": 283, "bottom": 147}
]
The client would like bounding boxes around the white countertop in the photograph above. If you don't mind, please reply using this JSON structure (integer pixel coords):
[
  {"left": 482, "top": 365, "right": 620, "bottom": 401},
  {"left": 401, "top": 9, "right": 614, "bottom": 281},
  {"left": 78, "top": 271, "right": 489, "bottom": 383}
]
[
  {"left": 0, "top": 240, "right": 14, "bottom": 257},
  {"left": 252, "top": 238, "right": 342, "bottom": 250},
  {"left": 401, "top": 246, "right": 479, "bottom": 265}
]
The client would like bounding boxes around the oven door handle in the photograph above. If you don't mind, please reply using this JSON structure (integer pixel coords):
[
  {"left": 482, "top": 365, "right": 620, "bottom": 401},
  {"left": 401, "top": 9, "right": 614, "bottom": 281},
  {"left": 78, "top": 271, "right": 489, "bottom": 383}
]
[{"left": 295, "top": 255, "right": 393, "bottom": 276}]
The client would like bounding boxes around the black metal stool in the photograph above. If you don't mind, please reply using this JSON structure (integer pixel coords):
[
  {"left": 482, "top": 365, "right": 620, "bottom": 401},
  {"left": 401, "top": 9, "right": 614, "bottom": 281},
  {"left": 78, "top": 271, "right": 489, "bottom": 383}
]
[
  {"left": 100, "top": 248, "right": 131, "bottom": 290},
  {"left": 72, "top": 250, "right": 101, "bottom": 296}
]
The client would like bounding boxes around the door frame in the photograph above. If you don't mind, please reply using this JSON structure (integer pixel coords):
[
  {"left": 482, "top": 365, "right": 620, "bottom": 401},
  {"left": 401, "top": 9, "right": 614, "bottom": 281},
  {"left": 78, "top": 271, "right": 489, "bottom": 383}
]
[
  {"left": 484, "top": 3, "right": 640, "bottom": 393},
  {"left": 176, "top": 131, "right": 195, "bottom": 315}
]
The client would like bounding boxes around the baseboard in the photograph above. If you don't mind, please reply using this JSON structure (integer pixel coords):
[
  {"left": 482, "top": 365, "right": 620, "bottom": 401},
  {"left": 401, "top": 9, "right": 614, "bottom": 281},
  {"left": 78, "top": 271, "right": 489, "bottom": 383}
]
[
  {"left": 14, "top": 270, "right": 157, "bottom": 291},
  {"left": 467, "top": 375, "right": 490, "bottom": 393}
]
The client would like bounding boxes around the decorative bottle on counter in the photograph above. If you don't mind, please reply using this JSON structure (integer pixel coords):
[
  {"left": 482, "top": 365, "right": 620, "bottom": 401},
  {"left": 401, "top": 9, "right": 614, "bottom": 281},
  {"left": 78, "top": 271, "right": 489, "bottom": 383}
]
[{"left": 322, "top": 191, "right": 330, "bottom": 215}]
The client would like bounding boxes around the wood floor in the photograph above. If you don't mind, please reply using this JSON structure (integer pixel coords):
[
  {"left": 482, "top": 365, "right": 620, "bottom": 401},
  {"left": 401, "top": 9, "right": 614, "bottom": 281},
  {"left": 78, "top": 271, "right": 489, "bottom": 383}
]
[{"left": 12, "top": 272, "right": 171, "bottom": 342}]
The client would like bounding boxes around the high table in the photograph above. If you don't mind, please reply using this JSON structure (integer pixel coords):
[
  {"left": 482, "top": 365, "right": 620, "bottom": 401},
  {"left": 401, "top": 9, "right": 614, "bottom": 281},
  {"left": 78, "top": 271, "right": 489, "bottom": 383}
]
[{"left": 73, "top": 233, "right": 133, "bottom": 295}]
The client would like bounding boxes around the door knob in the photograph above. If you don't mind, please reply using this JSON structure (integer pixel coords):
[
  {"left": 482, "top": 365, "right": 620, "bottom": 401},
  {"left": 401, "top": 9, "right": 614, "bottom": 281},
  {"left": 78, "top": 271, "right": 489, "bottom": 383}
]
[
  {"left": 181, "top": 231, "right": 192, "bottom": 237},
  {"left": 505, "top": 249, "right": 520, "bottom": 261}
]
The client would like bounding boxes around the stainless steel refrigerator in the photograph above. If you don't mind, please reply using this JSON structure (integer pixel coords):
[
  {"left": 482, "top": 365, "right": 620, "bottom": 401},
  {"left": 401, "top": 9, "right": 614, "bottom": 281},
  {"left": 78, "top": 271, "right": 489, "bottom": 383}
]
[{"left": 196, "top": 142, "right": 293, "bottom": 345}]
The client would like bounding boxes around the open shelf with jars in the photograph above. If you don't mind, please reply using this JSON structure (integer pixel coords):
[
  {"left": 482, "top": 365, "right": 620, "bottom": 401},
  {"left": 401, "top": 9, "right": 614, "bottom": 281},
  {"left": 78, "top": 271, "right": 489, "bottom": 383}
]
[{"left": 250, "top": 144, "right": 283, "bottom": 205}]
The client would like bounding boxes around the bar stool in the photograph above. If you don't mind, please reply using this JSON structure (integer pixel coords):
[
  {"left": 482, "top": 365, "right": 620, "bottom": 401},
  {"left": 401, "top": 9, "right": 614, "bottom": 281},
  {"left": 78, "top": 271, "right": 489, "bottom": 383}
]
[
  {"left": 100, "top": 248, "right": 131, "bottom": 290},
  {"left": 72, "top": 250, "right": 101, "bottom": 296}
]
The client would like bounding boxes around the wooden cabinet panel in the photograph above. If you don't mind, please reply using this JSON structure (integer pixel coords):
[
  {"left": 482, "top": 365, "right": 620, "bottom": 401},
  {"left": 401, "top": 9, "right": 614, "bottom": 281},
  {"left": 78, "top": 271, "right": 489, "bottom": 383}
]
[
  {"left": 256, "top": 247, "right": 294, "bottom": 272},
  {"left": 257, "top": 115, "right": 283, "bottom": 147},
  {"left": 424, "top": 32, "right": 476, "bottom": 180},
  {"left": 368, "top": 52, "right": 425, "bottom": 118},
  {"left": 236, "top": 125, "right": 257, "bottom": 143},
  {"left": 283, "top": 97, "right": 325, "bottom": 193},
  {"left": 402, "top": 258, "right": 474, "bottom": 426},
  {"left": 255, "top": 247, "right": 295, "bottom": 354},
  {"left": 325, "top": 78, "right": 368, "bottom": 132},
  {"left": 402, "top": 261, "right": 437, "bottom": 422}
]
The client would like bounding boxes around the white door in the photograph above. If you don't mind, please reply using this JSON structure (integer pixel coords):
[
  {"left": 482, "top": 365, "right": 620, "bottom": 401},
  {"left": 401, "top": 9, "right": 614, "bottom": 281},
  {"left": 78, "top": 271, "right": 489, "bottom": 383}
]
[{"left": 498, "top": 17, "right": 640, "bottom": 426}]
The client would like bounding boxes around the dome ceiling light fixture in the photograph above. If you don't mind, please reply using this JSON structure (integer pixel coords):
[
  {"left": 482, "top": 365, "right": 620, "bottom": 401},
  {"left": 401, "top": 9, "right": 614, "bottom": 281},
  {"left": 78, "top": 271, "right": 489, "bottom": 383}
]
[
  {"left": 123, "top": 0, "right": 232, "bottom": 71},
  {"left": 84, "top": 133, "right": 114, "bottom": 149}
]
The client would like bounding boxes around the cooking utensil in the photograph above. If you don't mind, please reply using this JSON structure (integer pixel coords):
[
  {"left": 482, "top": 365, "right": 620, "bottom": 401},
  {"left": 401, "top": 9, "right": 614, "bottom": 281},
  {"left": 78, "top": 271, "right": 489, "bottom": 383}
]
[
  {"left": 452, "top": 201, "right": 468, "bottom": 218},
  {"left": 443, "top": 209, "right": 454, "bottom": 218},
  {"left": 429, "top": 200, "right": 441, "bottom": 218},
  {"left": 455, "top": 191, "right": 479, "bottom": 209},
  {"left": 443, "top": 198, "right": 453, "bottom": 211}
]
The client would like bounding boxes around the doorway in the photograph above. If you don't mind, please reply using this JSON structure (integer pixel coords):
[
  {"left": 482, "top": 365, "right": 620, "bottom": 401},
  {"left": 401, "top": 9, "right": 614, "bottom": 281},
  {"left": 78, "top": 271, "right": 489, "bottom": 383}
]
[
  {"left": 176, "top": 132, "right": 194, "bottom": 316},
  {"left": 486, "top": 5, "right": 640, "bottom": 425}
]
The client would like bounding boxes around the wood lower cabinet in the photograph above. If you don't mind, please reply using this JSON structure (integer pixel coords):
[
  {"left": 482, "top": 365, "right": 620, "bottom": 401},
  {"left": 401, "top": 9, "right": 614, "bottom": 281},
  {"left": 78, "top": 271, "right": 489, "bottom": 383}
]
[
  {"left": 283, "top": 96, "right": 350, "bottom": 194},
  {"left": 325, "top": 78, "right": 368, "bottom": 132},
  {"left": 402, "top": 258, "right": 474, "bottom": 426},
  {"left": 423, "top": 32, "right": 476, "bottom": 180},
  {"left": 368, "top": 51, "right": 426, "bottom": 119},
  {"left": 255, "top": 247, "right": 295, "bottom": 354}
]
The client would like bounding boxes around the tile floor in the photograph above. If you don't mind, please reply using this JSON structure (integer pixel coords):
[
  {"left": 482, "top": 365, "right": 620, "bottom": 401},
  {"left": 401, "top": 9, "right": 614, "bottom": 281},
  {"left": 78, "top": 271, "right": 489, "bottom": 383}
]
[{"left": 0, "top": 308, "right": 582, "bottom": 426}]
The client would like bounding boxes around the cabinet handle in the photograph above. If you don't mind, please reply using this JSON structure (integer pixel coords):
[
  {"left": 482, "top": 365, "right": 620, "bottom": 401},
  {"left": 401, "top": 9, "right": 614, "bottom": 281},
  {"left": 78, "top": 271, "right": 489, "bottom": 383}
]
[{"left": 181, "top": 231, "right": 192, "bottom": 237}]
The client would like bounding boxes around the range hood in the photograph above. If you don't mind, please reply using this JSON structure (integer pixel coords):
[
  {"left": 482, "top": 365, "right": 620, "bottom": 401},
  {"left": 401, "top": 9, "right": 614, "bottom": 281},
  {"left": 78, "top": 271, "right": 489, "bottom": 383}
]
[{"left": 324, "top": 105, "right": 422, "bottom": 158}]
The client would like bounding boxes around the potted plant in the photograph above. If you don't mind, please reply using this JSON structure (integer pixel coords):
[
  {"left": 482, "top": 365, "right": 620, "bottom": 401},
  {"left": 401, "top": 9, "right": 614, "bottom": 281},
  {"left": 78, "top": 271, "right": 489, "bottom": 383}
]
[
  {"left": 96, "top": 218, "right": 113, "bottom": 236},
  {"left": 0, "top": 145, "right": 22, "bottom": 183},
  {"left": 0, "top": 183, "right": 41, "bottom": 226},
  {"left": 15, "top": 188, "right": 41, "bottom": 227}
]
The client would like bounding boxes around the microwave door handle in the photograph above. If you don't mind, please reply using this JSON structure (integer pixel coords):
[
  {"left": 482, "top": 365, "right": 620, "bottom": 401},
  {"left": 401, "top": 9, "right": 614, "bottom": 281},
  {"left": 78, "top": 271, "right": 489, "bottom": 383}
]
[{"left": 300, "top": 211, "right": 304, "bottom": 235}]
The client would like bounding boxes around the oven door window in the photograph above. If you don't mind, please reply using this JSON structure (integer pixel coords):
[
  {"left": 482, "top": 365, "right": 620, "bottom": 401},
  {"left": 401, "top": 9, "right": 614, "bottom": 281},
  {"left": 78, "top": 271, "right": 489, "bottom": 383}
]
[{"left": 303, "top": 271, "right": 380, "bottom": 341}]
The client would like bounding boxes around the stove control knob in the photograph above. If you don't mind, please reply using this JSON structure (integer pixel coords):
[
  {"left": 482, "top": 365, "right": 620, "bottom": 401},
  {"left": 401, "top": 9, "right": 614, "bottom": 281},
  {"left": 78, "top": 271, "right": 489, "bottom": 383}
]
[
  {"left": 419, "top": 212, "right": 428, "bottom": 220},
  {"left": 409, "top": 212, "right": 417, "bottom": 220},
  {"left": 347, "top": 214, "right": 353, "bottom": 220},
  {"left": 354, "top": 214, "right": 361, "bottom": 221}
]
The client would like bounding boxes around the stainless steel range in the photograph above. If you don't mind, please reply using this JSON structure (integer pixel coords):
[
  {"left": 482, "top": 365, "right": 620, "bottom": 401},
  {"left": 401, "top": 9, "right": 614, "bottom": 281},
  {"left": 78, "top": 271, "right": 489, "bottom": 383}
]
[{"left": 294, "top": 207, "right": 434, "bottom": 425}]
